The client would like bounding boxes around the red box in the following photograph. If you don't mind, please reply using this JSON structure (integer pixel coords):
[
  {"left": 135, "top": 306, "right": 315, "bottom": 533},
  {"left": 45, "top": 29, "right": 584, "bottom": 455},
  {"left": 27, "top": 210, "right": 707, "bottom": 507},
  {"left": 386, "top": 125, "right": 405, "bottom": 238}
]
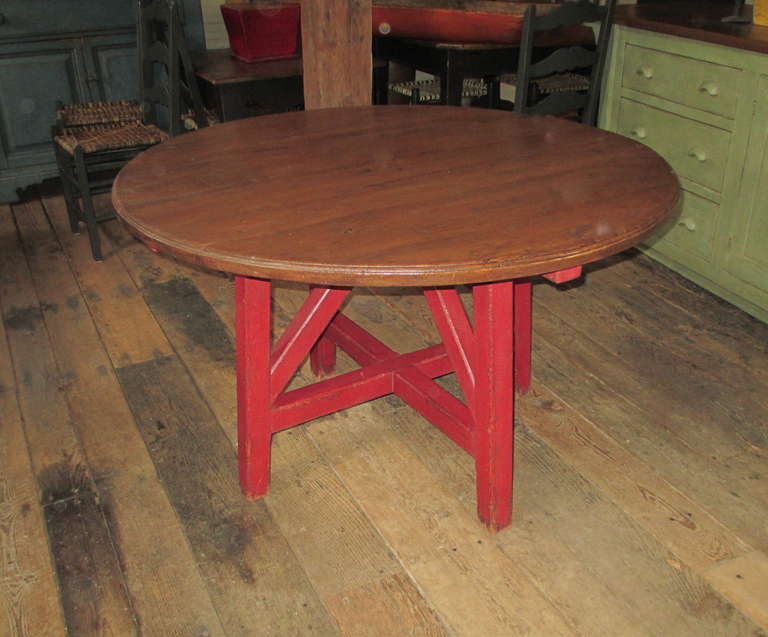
[{"left": 221, "top": 3, "right": 301, "bottom": 63}]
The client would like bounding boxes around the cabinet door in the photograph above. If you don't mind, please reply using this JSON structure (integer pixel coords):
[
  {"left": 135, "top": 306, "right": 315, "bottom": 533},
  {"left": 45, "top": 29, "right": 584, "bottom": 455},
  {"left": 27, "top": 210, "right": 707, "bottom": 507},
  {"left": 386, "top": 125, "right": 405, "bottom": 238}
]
[
  {"left": 83, "top": 33, "right": 138, "bottom": 102},
  {"left": 0, "top": 38, "right": 88, "bottom": 168},
  {"left": 724, "top": 77, "right": 768, "bottom": 295}
]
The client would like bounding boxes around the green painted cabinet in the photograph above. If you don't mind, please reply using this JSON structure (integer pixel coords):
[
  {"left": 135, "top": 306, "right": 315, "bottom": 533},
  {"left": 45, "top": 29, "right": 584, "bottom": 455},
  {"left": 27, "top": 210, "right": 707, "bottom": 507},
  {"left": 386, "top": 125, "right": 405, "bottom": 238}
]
[
  {"left": 723, "top": 76, "right": 768, "bottom": 299},
  {"left": 0, "top": 38, "right": 90, "bottom": 170},
  {"left": 600, "top": 25, "right": 768, "bottom": 323}
]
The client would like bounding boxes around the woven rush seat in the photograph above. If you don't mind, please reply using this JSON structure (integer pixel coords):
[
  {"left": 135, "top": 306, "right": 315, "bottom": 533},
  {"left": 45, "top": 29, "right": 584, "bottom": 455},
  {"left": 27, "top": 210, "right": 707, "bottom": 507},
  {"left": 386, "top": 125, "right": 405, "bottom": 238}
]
[
  {"left": 54, "top": 122, "right": 169, "bottom": 155},
  {"left": 389, "top": 78, "right": 488, "bottom": 103},
  {"left": 498, "top": 72, "right": 590, "bottom": 95},
  {"left": 56, "top": 100, "right": 143, "bottom": 127}
]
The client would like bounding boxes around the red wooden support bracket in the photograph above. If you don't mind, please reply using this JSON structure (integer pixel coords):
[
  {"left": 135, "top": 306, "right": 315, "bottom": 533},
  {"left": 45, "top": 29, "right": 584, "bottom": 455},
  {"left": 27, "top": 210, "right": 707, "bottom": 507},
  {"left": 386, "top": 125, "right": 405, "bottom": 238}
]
[
  {"left": 270, "top": 286, "right": 349, "bottom": 400},
  {"left": 472, "top": 281, "right": 515, "bottom": 532},
  {"left": 326, "top": 314, "right": 473, "bottom": 452},
  {"left": 542, "top": 266, "right": 582, "bottom": 284},
  {"left": 424, "top": 288, "right": 477, "bottom": 407},
  {"left": 310, "top": 336, "right": 337, "bottom": 377},
  {"left": 393, "top": 368, "right": 473, "bottom": 453},
  {"left": 326, "top": 313, "right": 398, "bottom": 365},
  {"left": 272, "top": 341, "right": 452, "bottom": 431},
  {"left": 310, "top": 285, "right": 339, "bottom": 377},
  {"left": 235, "top": 279, "right": 525, "bottom": 531},
  {"left": 235, "top": 276, "right": 273, "bottom": 498}
]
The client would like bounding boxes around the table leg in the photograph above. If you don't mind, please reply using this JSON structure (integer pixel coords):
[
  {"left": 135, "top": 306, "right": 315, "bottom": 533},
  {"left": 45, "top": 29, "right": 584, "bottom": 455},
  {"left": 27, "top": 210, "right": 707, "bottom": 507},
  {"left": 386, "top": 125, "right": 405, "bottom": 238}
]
[
  {"left": 472, "top": 281, "right": 515, "bottom": 532},
  {"left": 235, "top": 278, "right": 520, "bottom": 531},
  {"left": 441, "top": 53, "right": 464, "bottom": 106},
  {"left": 514, "top": 280, "right": 532, "bottom": 395},
  {"left": 236, "top": 275, "right": 273, "bottom": 498},
  {"left": 373, "top": 60, "right": 389, "bottom": 105},
  {"left": 310, "top": 283, "right": 338, "bottom": 376}
]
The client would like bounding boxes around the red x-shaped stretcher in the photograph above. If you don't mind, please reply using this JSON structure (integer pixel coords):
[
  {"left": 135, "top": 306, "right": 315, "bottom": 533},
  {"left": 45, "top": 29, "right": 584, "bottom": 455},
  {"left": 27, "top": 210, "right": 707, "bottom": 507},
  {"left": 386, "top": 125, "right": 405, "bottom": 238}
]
[{"left": 235, "top": 266, "right": 581, "bottom": 531}]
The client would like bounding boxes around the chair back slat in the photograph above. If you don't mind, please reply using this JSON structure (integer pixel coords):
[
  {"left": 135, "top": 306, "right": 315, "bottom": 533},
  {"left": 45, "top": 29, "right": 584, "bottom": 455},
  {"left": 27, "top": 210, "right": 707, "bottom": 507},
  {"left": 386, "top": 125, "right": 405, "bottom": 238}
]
[
  {"left": 528, "top": 46, "right": 596, "bottom": 80},
  {"left": 143, "top": 41, "right": 169, "bottom": 64},
  {"left": 533, "top": 0, "right": 605, "bottom": 32},
  {"left": 525, "top": 91, "right": 589, "bottom": 117}
]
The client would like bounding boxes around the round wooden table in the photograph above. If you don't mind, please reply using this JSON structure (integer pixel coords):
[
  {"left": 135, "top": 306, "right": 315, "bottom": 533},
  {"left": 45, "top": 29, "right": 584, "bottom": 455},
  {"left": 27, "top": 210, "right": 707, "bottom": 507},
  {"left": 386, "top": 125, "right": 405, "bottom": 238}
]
[{"left": 113, "top": 106, "right": 679, "bottom": 531}]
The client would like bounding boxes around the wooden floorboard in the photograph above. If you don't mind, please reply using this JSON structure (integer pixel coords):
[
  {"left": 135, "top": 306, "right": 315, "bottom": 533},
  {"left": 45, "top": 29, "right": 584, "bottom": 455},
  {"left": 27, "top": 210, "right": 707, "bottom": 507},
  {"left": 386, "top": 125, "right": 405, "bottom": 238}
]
[
  {"left": 20, "top": 196, "right": 227, "bottom": 636},
  {"left": 44, "top": 195, "right": 341, "bottom": 636},
  {"left": 1, "top": 204, "right": 139, "bottom": 636},
  {"left": 0, "top": 205, "right": 67, "bottom": 637},
  {"left": 2, "top": 190, "right": 767, "bottom": 636},
  {"left": 358, "top": 289, "right": 765, "bottom": 636}
]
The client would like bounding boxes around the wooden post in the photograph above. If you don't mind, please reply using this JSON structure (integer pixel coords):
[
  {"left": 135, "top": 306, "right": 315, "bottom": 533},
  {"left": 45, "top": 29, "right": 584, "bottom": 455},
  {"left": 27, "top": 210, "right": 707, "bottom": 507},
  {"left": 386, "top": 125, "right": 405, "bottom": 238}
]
[{"left": 300, "top": 0, "right": 373, "bottom": 109}]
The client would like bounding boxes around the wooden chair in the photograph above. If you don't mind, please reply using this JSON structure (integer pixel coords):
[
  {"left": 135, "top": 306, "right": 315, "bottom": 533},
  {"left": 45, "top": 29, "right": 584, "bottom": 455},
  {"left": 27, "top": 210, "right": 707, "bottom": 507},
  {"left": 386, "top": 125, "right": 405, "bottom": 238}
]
[
  {"left": 488, "top": 0, "right": 616, "bottom": 126},
  {"left": 52, "top": 0, "right": 208, "bottom": 261}
]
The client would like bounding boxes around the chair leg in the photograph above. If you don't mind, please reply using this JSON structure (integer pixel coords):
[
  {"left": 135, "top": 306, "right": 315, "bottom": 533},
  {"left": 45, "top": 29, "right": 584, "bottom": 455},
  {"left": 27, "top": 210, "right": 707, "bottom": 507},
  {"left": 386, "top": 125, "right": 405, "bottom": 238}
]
[
  {"left": 373, "top": 61, "right": 389, "bottom": 105},
  {"left": 487, "top": 78, "right": 501, "bottom": 109},
  {"left": 53, "top": 139, "right": 81, "bottom": 234},
  {"left": 73, "top": 147, "right": 103, "bottom": 261}
]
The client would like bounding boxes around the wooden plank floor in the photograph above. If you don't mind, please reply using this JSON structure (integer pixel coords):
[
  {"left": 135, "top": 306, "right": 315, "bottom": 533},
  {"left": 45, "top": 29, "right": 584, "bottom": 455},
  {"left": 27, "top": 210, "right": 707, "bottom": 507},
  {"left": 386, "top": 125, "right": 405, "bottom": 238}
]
[{"left": 2, "top": 188, "right": 767, "bottom": 636}]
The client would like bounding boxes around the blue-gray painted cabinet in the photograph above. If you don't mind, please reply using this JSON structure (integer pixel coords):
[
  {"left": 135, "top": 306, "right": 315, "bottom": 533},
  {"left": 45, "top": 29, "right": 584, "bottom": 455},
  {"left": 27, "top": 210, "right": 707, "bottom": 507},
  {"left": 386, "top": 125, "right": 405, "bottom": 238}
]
[{"left": 0, "top": 1, "right": 140, "bottom": 202}]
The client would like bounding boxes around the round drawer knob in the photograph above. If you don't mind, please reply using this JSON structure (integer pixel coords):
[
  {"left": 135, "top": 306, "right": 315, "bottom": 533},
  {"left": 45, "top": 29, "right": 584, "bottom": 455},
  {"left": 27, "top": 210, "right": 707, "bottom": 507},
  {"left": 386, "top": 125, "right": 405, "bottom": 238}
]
[
  {"left": 636, "top": 66, "right": 654, "bottom": 79},
  {"left": 679, "top": 218, "right": 697, "bottom": 232},
  {"left": 688, "top": 149, "right": 707, "bottom": 162},
  {"left": 699, "top": 82, "right": 719, "bottom": 97},
  {"left": 631, "top": 126, "right": 647, "bottom": 139}
]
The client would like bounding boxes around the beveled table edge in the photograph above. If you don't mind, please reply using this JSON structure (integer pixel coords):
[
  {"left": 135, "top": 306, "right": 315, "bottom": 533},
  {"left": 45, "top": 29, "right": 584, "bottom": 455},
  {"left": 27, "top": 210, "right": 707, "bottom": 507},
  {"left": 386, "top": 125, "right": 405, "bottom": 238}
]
[{"left": 114, "top": 185, "right": 681, "bottom": 287}]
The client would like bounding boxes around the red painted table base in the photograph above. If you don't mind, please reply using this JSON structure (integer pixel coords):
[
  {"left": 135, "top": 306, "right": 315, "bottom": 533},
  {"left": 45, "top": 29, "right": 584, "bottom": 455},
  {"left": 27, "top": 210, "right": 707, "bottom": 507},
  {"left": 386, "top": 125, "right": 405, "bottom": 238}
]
[{"left": 236, "top": 268, "right": 578, "bottom": 532}]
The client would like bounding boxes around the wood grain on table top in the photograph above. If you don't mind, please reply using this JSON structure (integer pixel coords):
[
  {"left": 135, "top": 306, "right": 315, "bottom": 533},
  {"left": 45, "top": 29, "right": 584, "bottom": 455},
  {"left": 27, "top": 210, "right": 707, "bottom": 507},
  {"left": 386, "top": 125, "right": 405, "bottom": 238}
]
[{"left": 113, "top": 106, "right": 679, "bottom": 286}]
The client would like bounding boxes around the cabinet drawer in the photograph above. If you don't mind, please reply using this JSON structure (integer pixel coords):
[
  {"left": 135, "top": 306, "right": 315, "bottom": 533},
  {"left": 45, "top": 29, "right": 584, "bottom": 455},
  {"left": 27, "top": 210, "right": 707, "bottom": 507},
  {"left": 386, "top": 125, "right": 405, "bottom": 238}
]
[
  {"left": 616, "top": 98, "right": 730, "bottom": 193},
  {"left": 644, "top": 189, "right": 718, "bottom": 263},
  {"left": 622, "top": 45, "right": 740, "bottom": 119}
]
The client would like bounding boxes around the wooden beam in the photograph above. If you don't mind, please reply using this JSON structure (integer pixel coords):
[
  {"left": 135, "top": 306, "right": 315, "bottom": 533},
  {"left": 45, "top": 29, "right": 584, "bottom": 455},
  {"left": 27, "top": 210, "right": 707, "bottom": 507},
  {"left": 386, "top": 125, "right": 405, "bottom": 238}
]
[{"left": 301, "top": 0, "right": 373, "bottom": 109}]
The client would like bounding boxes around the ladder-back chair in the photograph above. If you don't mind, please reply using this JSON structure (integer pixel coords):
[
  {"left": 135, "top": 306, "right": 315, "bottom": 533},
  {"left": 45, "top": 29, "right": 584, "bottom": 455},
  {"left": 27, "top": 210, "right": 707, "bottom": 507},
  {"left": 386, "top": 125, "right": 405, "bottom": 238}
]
[
  {"left": 52, "top": 0, "right": 208, "bottom": 260},
  {"left": 488, "top": 0, "right": 616, "bottom": 125}
]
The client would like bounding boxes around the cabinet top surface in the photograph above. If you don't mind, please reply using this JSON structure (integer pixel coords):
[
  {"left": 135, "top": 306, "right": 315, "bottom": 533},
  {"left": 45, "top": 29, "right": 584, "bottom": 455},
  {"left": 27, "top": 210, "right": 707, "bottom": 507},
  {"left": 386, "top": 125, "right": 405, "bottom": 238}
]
[
  {"left": 616, "top": 3, "right": 768, "bottom": 54},
  {"left": 191, "top": 50, "right": 303, "bottom": 85},
  {"left": 0, "top": 1, "right": 134, "bottom": 41},
  {"left": 112, "top": 106, "right": 679, "bottom": 286}
]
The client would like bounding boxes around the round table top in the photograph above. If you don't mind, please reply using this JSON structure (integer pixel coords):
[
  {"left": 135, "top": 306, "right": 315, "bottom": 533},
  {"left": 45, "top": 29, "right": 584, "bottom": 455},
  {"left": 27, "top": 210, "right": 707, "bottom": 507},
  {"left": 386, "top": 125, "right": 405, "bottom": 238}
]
[{"left": 113, "top": 106, "right": 680, "bottom": 286}]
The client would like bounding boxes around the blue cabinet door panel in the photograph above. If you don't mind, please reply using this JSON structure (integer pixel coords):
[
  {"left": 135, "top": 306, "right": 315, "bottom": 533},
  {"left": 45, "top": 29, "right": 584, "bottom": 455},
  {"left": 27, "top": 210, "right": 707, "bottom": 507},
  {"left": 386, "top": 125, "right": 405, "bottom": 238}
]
[
  {"left": 0, "top": 40, "right": 87, "bottom": 168},
  {"left": 86, "top": 35, "right": 138, "bottom": 102},
  {"left": 0, "top": 0, "right": 201, "bottom": 202}
]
